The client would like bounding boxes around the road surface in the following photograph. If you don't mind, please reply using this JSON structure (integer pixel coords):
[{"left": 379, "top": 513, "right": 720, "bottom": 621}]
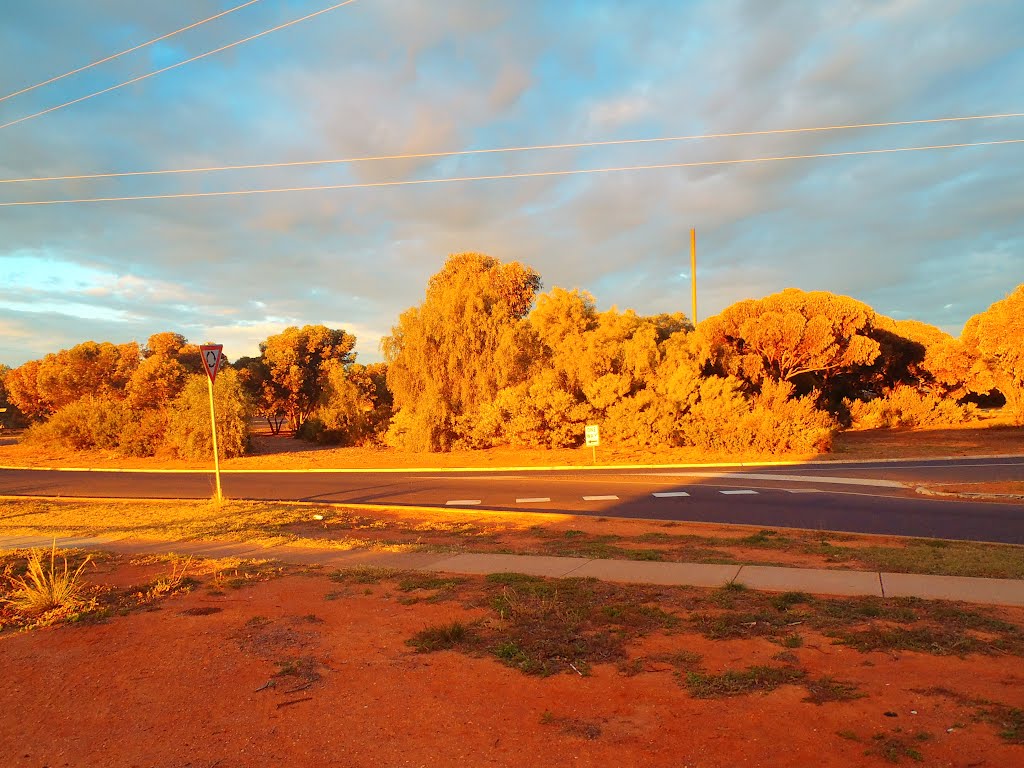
[{"left": 1, "top": 457, "right": 1022, "bottom": 544}]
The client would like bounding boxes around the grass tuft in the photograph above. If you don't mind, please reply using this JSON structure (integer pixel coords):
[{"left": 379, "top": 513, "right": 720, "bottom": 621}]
[
  {"left": 3, "top": 544, "right": 92, "bottom": 615},
  {"left": 685, "top": 665, "right": 806, "bottom": 698}
]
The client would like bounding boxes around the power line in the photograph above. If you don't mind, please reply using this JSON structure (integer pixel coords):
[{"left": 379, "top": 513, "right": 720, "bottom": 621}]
[
  {"left": 2, "top": 138, "right": 1020, "bottom": 207},
  {"left": 0, "top": 0, "right": 263, "bottom": 104},
  {"left": 0, "top": 0, "right": 361, "bottom": 131},
  {"left": 2, "top": 111, "right": 1022, "bottom": 185}
]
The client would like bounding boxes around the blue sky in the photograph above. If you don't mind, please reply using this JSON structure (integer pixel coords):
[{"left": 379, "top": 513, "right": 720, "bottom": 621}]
[{"left": 1, "top": 0, "right": 1022, "bottom": 367}]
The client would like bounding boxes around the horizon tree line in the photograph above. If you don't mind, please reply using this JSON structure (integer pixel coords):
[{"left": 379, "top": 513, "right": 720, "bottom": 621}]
[{"left": 1, "top": 254, "right": 1021, "bottom": 456}]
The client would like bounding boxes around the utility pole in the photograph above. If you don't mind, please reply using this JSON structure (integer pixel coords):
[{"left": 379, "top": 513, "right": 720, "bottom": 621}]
[{"left": 690, "top": 228, "right": 697, "bottom": 326}]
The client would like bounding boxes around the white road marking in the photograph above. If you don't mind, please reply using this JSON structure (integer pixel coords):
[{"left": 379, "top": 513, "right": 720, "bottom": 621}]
[
  {"left": 652, "top": 491, "right": 691, "bottom": 498},
  {"left": 516, "top": 497, "right": 551, "bottom": 503},
  {"left": 786, "top": 489, "right": 822, "bottom": 494},
  {"left": 720, "top": 489, "right": 758, "bottom": 495},
  {"left": 655, "top": 471, "right": 904, "bottom": 488},
  {"left": 445, "top": 499, "right": 481, "bottom": 506},
  {"left": 582, "top": 495, "right": 619, "bottom": 501}
]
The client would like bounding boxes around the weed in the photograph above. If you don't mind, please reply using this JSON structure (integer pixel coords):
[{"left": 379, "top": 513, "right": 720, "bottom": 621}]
[
  {"left": 685, "top": 665, "right": 806, "bottom": 698},
  {"left": 408, "top": 621, "right": 475, "bottom": 653},
  {"left": 867, "top": 732, "right": 924, "bottom": 763},
  {"left": 329, "top": 566, "right": 402, "bottom": 584},
  {"left": 397, "top": 574, "right": 466, "bottom": 593},
  {"left": 837, "top": 730, "right": 861, "bottom": 742},
  {"left": 802, "top": 676, "right": 864, "bottom": 705}
]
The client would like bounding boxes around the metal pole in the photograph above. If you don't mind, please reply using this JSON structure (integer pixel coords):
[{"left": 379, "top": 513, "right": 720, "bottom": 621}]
[
  {"left": 690, "top": 227, "right": 697, "bottom": 325},
  {"left": 207, "top": 377, "right": 223, "bottom": 502}
]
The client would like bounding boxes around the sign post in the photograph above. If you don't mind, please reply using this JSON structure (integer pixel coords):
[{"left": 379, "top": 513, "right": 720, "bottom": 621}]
[
  {"left": 200, "top": 344, "right": 224, "bottom": 503},
  {"left": 585, "top": 424, "right": 600, "bottom": 465}
]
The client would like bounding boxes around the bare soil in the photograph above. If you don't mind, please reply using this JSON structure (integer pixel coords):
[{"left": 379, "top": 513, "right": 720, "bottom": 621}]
[{"left": 2, "top": 554, "right": 1022, "bottom": 767}]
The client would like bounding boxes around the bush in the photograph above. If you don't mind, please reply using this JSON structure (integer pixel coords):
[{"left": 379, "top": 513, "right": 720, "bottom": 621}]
[
  {"left": 24, "top": 395, "right": 127, "bottom": 451},
  {"left": 119, "top": 408, "right": 170, "bottom": 457},
  {"left": 846, "top": 385, "right": 978, "bottom": 428},
  {"left": 164, "top": 370, "right": 252, "bottom": 460}
]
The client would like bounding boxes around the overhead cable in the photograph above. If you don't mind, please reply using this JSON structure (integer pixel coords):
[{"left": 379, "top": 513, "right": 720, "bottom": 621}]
[
  {"left": 2, "top": 111, "right": 1022, "bottom": 185},
  {"left": 1, "top": 138, "right": 1020, "bottom": 207},
  {"left": 0, "top": 0, "right": 360, "bottom": 131},
  {"left": 0, "top": 0, "right": 263, "bottom": 104}
]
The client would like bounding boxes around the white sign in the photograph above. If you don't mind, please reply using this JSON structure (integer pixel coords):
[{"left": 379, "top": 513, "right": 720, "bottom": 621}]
[
  {"left": 200, "top": 344, "right": 223, "bottom": 383},
  {"left": 585, "top": 424, "right": 600, "bottom": 447}
]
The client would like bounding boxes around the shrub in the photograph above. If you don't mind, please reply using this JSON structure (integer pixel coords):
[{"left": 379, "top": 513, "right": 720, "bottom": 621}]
[
  {"left": 164, "top": 370, "right": 252, "bottom": 460},
  {"left": 847, "top": 385, "right": 978, "bottom": 428},
  {"left": 24, "top": 395, "right": 127, "bottom": 451}
]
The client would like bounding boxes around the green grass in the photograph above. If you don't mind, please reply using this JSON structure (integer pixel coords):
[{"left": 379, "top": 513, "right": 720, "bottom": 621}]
[
  {"left": 685, "top": 665, "right": 807, "bottom": 698},
  {"left": 867, "top": 732, "right": 926, "bottom": 763},
  {"left": 408, "top": 620, "right": 476, "bottom": 652}
]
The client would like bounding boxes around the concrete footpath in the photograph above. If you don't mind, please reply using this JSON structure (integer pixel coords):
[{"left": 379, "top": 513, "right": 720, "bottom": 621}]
[{"left": 2, "top": 534, "right": 1023, "bottom": 608}]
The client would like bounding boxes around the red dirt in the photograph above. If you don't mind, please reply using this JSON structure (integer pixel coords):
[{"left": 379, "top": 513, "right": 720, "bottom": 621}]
[{"left": 2, "top": 565, "right": 1022, "bottom": 767}]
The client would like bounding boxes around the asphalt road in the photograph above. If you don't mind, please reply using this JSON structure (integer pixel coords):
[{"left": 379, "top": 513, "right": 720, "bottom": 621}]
[{"left": 1, "top": 457, "right": 1022, "bottom": 544}]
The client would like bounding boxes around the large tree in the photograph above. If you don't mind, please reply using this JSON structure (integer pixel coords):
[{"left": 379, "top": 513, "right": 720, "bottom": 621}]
[
  {"left": 126, "top": 332, "right": 202, "bottom": 410},
  {"left": 962, "top": 284, "right": 1024, "bottom": 422},
  {"left": 382, "top": 252, "right": 541, "bottom": 451},
  {"left": 7, "top": 341, "right": 139, "bottom": 419},
  {"left": 259, "top": 325, "right": 357, "bottom": 432},
  {"left": 701, "top": 288, "right": 880, "bottom": 388}
]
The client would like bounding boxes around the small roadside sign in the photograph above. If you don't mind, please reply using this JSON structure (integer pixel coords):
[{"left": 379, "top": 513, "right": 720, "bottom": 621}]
[
  {"left": 200, "top": 344, "right": 223, "bottom": 383},
  {"left": 198, "top": 344, "right": 224, "bottom": 502},
  {"left": 585, "top": 424, "right": 600, "bottom": 447}
]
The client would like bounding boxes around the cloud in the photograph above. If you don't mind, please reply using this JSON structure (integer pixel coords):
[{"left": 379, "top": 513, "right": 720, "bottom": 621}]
[{"left": 0, "top": 0, "right": 1022, "bottom": 368}]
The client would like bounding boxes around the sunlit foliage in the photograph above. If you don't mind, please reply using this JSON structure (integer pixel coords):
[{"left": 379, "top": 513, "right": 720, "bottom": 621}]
[
  {"left": 259, "top": 325, "right": 357, "bottom": 433},
  {"left": 963, "top": 285, "right": 1024, "bottom": 423},
  {"left": 383, "top": 253, "right": 542, "bottom": 451},
  {"left": 701, "top": 289, "right": 880, "bottom": 387}
]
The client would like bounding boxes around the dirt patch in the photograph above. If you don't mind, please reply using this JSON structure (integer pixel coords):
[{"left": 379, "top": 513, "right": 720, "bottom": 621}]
[{"left": 3, "top": 555, "right": 1023, "bottom": 767}]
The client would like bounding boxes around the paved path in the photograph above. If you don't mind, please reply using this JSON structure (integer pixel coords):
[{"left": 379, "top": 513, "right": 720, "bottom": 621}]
[{"left": 3, "top": 534, "right": 1021, "bottom": 608}]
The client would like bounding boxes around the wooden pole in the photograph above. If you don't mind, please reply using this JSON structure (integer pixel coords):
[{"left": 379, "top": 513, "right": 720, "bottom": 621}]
[
  {"left": 207, "top": 377, "right": 223, "bottom": 502},
  {"left": 690, "top": 228, "right": 697, "bottom": 325}
]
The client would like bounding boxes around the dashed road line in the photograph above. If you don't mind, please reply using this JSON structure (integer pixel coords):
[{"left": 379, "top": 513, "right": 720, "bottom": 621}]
[
  {"left": 445, "top": 499, "right": 481, "bottom": 506},
  {"left": 652, "top": 491, "right": 691, "bottom": 498},
  {"left": 786, "top": 489, "right": 822, "bottom": 494},
  {"left": 582, "top": 495, "right": 619, "bottom": 501},
  {"left": 516, "top": 497, "right": 551, "bottom": 503},
  {"left": 720, "top": 489, "right": 758, "bottom": 495}
]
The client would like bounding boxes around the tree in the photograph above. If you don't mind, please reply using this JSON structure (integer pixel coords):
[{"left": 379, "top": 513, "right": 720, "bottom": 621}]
[
  {"left": 303, "top": 362, "right": 394, "bottom": 445},
  {"left": 125, "top": 333, "right": 200, "bottom": 410},
  {"left": 33, "top": 341, "right": 140, "bottom": 413},
  {"left": 962, "top": 284, "right": 1024, "bottom": 423},
  {"left": 701, "top": 289, "right": 880, "bottom": 389},
  {"left": 4, "top": 360, "right": 46, "bottom": 421},
  {"left": 383, "top": 253, "right": 541, "bottom": 451},
  {"left": 165, "top": 370, "right": 252, "bottom": 460},
  {"left": 234, "top": 356, "right": 288, "bottom": 435},
  {"left": 0, "top": 364, "right": 26, "bottom": 428},
  {"left": 260, "top": 325, "right": 357, "bottom": 433}
]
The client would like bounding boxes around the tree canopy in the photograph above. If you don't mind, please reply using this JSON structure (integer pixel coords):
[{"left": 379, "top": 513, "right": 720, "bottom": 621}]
[
  {"left": 383, "top": 252, "right": 542, "bottom": 451},
  {"left": 259, "top": 325, "right": 357, "bottom": 432},
  {"left": 701, "top": 288, "right": 881, "bottom": 387},
  {"left": 963, "top": 285, "right": 1024, "bottom": 422}
]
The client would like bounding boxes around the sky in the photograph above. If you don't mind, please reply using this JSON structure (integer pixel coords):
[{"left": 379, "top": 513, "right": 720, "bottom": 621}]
[{"left": 1, "top": 0, "right": 1022, "bottom": 368}]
